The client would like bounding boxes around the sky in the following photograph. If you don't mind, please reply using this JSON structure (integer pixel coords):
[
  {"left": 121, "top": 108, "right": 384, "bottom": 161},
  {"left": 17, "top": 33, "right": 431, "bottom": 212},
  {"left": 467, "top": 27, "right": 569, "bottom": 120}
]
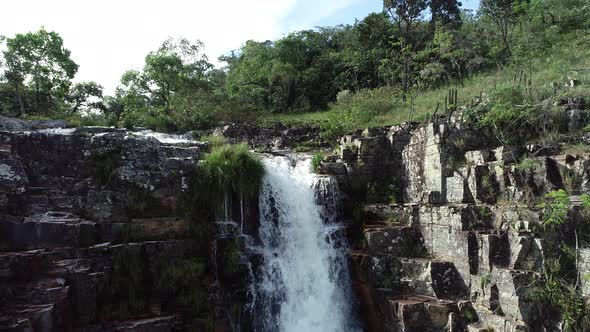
[{"left": 1, "top": 0, "right": 480, "bottom": 94}]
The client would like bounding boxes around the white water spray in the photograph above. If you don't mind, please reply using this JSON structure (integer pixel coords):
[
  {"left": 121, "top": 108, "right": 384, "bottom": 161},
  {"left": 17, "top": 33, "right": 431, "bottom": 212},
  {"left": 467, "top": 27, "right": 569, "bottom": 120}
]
[{"left": 253, "top": 155, "right": 361, "bottom": 332}]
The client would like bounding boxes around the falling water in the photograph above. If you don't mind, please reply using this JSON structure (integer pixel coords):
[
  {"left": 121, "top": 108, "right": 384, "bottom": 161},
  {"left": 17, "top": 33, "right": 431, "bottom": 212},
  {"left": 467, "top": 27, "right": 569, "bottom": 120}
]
[{"left": 252, "top": 155, "right": 361, "bottom": 332}]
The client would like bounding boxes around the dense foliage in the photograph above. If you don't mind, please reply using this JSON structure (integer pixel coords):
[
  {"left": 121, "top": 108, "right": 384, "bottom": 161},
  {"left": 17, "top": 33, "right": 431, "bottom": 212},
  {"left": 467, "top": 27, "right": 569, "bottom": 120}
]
[{"left": 0, "top": 0, "right": 589, "bottom": 135}]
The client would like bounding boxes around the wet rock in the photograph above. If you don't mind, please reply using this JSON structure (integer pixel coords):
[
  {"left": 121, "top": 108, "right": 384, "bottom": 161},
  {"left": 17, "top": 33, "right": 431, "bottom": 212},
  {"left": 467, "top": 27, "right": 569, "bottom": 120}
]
[
  {"left": 0, "top": 152, "right": 28, "bottom": 194},
  {"left": 0, "top": 116, "right": 67, "bottom": 132},
  {"left": 364, "top": 226, "right": 426, "bottom": 257},
  {"left": 382, "top": 294, "right": 471, "bottom": 332}
]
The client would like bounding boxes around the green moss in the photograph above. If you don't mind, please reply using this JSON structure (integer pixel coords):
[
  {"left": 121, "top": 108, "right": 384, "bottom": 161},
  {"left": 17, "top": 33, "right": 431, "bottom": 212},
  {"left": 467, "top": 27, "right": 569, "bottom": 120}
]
[
  {"left": 480, "top": 274, "right": 492, "bottom": 292},
  {"left": 106, "top": 246, "right": 147, "bottom": 317},
  {"left": 125, "top": 187, "right": 154, "bottom": 218},
  {"left": 155, "top": 258, "right": 208, "bottom": 317},
  {"left": 222, "top": 239, "right": 242, "bottom": 275},
  {"left": 90, "top": 149, "right": 120, "bottom": 186}
]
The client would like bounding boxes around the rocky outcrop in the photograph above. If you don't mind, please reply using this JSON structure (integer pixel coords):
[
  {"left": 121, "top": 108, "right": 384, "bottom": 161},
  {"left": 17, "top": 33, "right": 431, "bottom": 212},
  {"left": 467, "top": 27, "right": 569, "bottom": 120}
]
[
  {"left": 320, "top": 113, "right": 590, "bottom": 331},
  {"left": 0, "top": 122, "right": 248, "bottom": 331},
  {"left": 213, "top": 122, "right": 323, "bottom": 150}
]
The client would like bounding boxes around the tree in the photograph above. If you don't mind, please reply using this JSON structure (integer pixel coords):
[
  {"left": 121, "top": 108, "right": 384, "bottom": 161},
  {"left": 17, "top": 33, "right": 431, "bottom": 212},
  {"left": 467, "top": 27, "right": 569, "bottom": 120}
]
[
  {"left": 143, "top": 38, "right": 212, "bottom": 113},
  {"left": 480, "top": 0, "right": 528, "bottom": 57},
  {"left": 116, "top": 38, "right": 213, "bottom": 116},
  {"left": 2, "top": 28, "right": 78, "bottom": 115},
  {"left": 340, "top": 13, "right": 395, "bottom": 89},
  {"left": 430, "top": 0, "right": 463, "bottom": 28},
  {"left": 67, "top": 81, "right": 105, "bottom": 114},
  {"left": 384, "top": 0, "right": 429, "bottom": 99},
  {"left": 223, "top": 40, "right": 275, "bottom": 111}
]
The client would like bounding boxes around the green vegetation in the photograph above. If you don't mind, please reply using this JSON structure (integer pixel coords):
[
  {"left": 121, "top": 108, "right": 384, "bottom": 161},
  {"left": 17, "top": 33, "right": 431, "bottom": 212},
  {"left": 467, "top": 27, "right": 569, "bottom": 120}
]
[
  {"left": 155, "top": 258, "right": 208, "bottom": 316},
  {"left": 524, "top": 189, "right": 590, "bottom": 330},
  {"left": 199, "top": 134, "right": 228, "bottom": 149},
  {"left": 199, "top": 143, "right": 264, "bottom": 200},
  {"left": 90, "top": 150, "right": 120, "bottom": 186},
  {"left": 538, "top": 189, "right": 571, "bottom": 226},
  {"left": 311, "top": 152, "right": 325, "bottom": 172},
  {"left": 183, "top": 142, "right": 264, "bottom": 226},
  {"left": 102, "top": 247, "right": 147, "bottom": 317},
  {"left": 515, "top": 157, "right": 540, "bottom": 172},
  {"left": 2, "top": 0, "right": 588, "bottom": 137}
]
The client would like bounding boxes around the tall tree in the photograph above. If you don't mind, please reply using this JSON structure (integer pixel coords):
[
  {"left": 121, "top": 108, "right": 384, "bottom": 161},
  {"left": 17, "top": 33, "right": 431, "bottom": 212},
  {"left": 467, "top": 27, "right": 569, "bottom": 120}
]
[
  {"left": 117, "top": 38, "right": 213, "bottom": 114},
  {"left": 480, "top": 0, "right": 528, "bottom": 57},
  {"left": 67, "top": 81, "right": 104, "bottom": 114},
  {"left": 384, "top": 0, "right": 429, "bottom": 99},
  {"left": 430, "top": 0, "right": 463, "bottom": 28},
  {"left": 2, "top": 28, "right": 78, "bottom": 115}
]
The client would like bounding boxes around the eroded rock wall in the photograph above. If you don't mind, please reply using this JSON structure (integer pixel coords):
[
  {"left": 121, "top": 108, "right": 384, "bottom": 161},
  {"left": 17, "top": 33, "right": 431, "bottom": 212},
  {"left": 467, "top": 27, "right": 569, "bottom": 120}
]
[
  {"left": 321, "top": 115, "right": 590, "bottom": 331},
  {"left": 0, "top": 125, "right": 252, "bottom": 331}
]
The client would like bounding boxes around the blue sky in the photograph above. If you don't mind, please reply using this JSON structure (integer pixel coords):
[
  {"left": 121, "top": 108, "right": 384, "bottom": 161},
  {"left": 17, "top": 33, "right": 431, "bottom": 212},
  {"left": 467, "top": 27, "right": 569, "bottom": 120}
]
[
  {"left": 285, "top": 0, "right": 481, "bottom": 32},
  {"left": 1, "top": 0, "right": 481, "bottom": 93}
]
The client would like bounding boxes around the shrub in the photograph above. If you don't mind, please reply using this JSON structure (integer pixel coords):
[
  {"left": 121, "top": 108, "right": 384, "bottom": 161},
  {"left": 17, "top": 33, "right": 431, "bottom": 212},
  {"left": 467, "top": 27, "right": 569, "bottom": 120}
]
[
  {"left": 199, "top": 134, "right": 228, "bottom": 149},
  {"left": 465, "top": 85, "right": 533, "bottom": 143},
  {"left": 323, "top": 87, "right": 400, "bottom": 138},
  {"left": 199, "top": 143, "right": 264, "bottom": 200},
  {"left": 538, "top": 189, "right": 571, "bottom": 226},
  {"left": 142, "top": 114, "right": 177, "bottom": 132},
  {"left": 515, "top": 157, "right": 540, "bottom": 172},
  {"left": 66, "top": 114, "right": 110, "bottom": 127},
  {"left": 311, "top": 152, "right": 325, "bottom": 172}
]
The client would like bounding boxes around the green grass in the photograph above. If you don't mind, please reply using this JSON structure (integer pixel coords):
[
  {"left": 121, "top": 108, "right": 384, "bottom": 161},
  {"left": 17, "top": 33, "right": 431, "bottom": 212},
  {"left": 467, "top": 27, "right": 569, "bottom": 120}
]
[
  {"left": 259, "top": 32, "right": 590, "bottom": 135},
  {"left": 198, "top": 134, "right": 228, "bottom": 149},
  {"left": 198, "top": 143, "right": 264, "bottom": 200}
]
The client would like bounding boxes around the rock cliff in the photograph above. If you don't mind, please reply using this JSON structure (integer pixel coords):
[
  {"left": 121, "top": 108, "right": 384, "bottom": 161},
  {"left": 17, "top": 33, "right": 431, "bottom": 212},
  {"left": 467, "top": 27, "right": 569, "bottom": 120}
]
[
  {"left": 318, "top": 114, "right": 590, "bottom": 331},
  {"left": 3, "top": 110, "right": 590, "bottom": 331}
]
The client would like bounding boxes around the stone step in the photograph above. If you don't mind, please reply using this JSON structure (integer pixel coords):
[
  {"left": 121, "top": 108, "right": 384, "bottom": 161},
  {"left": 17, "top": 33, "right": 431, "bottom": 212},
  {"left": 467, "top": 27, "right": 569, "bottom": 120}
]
[
  {"left": 378, "top": 292, "right": 477, "bottom": 332},
  {"left": 364, "top": 226, "right": 427, "bottom": 257},
  {"left": 363, "top": 204, "right": 414, "bottom": 226},
  {"left": 113, "top": 315, "right": 178, "bottom": 331},
  {"left": 473, "top": 267, "right": 540, "bottom": 326},
  {"left": 398, "top": 258, "right": 470, "bottom": 300},
  {"left": 352, "top": 253, "right": 470, "bottom": 301},
  {"left": 467, "top": 305, "right": 529, "bottom": 332},
  {"left": 0, "top": 303, "right": 65, "bottom": 332},
  {"left": 2, "top": 278, "right": 70, "bottom": 306},
  {"left": 0, "top": 212, "right": 194, "bottom": 251},
  {"left": 469, "top": 230, "right": 544, "bottom": 276},
  {"left": 363, "top": 220, "right": 389, "bottom": 228},
  {"left": 26, "top": 187, "right": 50, "bottom": 194}
]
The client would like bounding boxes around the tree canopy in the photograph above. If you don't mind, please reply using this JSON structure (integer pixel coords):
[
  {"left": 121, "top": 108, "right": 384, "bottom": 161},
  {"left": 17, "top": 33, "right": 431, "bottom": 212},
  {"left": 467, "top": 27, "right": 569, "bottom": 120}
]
[{"left": 0, "top": 0, "right": 588, "bottom": 133}]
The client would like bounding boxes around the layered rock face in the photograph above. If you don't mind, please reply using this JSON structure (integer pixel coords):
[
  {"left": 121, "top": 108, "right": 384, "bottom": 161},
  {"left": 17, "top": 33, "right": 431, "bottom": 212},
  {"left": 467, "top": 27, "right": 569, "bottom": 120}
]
[
  {"left": 0, "top": 126, "right": 240, "bottom": 331},
  {"left": 321, "top": 116, "right": 590, "bottom": 331}
]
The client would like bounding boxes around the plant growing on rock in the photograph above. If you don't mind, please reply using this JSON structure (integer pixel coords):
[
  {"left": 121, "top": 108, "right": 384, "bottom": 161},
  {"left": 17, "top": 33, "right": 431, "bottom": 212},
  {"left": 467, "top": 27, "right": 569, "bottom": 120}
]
[
  {"left": 155, "top": 258, "right": 208, "bottom": 316},
  {"left": 199, "top": 143, "right": 264, "bottom": 200},
  {"left": 199, "top": 134, "right": 227, "bottom": 149},
  {"left": 90, "top": 150, "right": 121, "bottom": 186},
  {"left": 538, "top": 189, "right": 570, "bottom": 227},
  {"left": 184, "top": 142, "right": 264, "bottom": 224},
  {"left": 311, "top": 152, "right": 325, "bottom": 173},
  {"left": 514, "top": 157, "right": 540, "bottom": 172}
]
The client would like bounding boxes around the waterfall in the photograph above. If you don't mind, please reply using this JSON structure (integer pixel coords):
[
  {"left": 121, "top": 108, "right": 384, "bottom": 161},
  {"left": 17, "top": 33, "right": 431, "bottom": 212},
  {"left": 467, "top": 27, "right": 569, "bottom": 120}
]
[{"left": 252, "top": 155, "right": 361, "bottom": 332}]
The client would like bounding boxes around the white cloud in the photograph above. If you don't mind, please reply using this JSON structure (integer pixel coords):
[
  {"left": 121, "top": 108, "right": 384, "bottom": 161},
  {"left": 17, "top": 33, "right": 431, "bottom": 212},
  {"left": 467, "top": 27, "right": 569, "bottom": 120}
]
[{"left": 1, "top": 0, "right": 317, "bottom": 94}]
